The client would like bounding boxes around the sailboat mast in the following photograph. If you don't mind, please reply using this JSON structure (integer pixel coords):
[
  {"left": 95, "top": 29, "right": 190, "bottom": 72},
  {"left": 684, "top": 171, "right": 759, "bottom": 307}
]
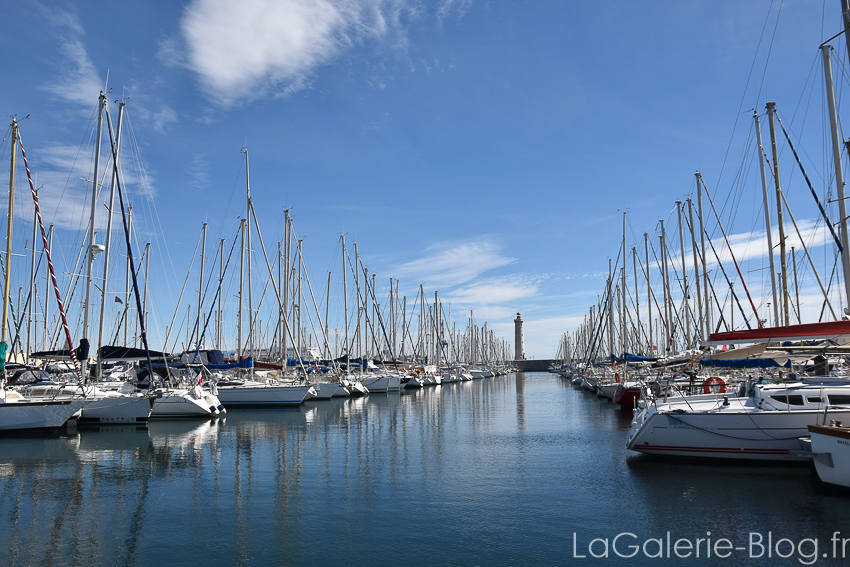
[
  {"left": 607, "top": 258, "right": 614, "bottom": 359},
  {"left": 2, "top": 120, "right": 18, "bottom": 370},
  {"left": 341, "top": 235, "right": 348, "bottom": 367},
  {"left": 621, "top": 212, "right": 627, "bottom": 355},
  {"left": 696, "top": 172, "right": 711, "bottom": 336},
  {"left": 632, "top": 246, "right": 640, "bottom": 353},
  {"left": 325, "top": 271, "right": 331, "bottom": 359},
  {"left": 645, "top": 232, "right": 651, "bottom": 354},
  {"left": 355, "top": 243, "right": 361, "bottom": 366},
  {"left": 402, "top": 295, "right": 407, "bottom": 361},
  {"left": 297, "top": 239, "right": 303, "bottom": 355},
  {"left": 283, "top": 210, "right": 290, "bottom": 363},
  {"left": 687, "top": 198, "right": 703, "bottom": 337},
  {"left": 96, "top": 101, "right": 124, "bottom": 379},
  {"left": 142, "top": 241, "right": 149, "bottom": 347},
  {"left": 821, "top": 45, "right": 850, "bottom": 313},
  {"left": 766, "top": 102, "right": 790, "bottom": 325},
  {"left": 245, "top": 150, "right": 253, "bottom": 369},
  {"left": 28, "top": 187, "right": 37, "bottom": 363},
  {"left": 277, "top": 240, "right": 282, "bottom": 360},
  {"left": 659, "top": 220, "right": 670, "bottom": 351},
  {"left": 238, "top": 217, "right": 244, "bottom": 358},
  {"left": 82, "top": 92, "right": 105, "bottom": 378},
  {"left": 754, "top": 113, "right": 780, "bottom": 326},
  {"left": 198, "top": 221, "right": 207, "bottom": 349},
  {"left": 44, "top": 224, "right": 52, "bottom": 350},
  {"left": 435, "top": 291, "right": 440, "bottom": 366},
  {"left": 677, "top": 201, "right": 690, "bottom": 347},
  {"left": 124, "top": 205, "right": 132, "bottom": 345},
  {"left": 218, "top": 238, "right": 223, "bottom": 349}
]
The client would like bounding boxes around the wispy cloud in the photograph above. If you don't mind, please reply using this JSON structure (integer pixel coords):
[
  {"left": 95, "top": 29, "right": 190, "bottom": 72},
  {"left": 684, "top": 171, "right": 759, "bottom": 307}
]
[
  {"left": 36, "top": 4, "right": 103, "bottom": 108},
  {"left": 446, "top": 275, "right": 540, "bottom": 306},
  {"left": 133, "top": 104, "right": 178, "bottom": 133},
  {"left": 437, "top": 0, "right": 473, "bottom": 27},
  {"left": 186, "top": 155, "right": 211, "bottom": 192},
  {"left": 655, "top": 219, "right": 832, "bottom": 273},
  {"left": 393, "top": 237, "right": 515, "bottom": 289},
  {"left": 10, "top": 141, "right": 159, "bottom": 231}
]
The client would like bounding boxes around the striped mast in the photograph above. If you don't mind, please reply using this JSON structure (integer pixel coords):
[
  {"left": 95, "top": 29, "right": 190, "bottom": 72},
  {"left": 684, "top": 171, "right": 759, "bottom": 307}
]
[{"left": 17, "top": 127, "right": 83, "bottom": 382}]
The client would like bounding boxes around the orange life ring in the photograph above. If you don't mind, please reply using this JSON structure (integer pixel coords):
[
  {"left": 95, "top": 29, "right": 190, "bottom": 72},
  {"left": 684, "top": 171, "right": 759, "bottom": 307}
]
[
  {"left": 702, "top": 376, "right": 727, "bottom": 394},
  {"left": 614, "top": 373, "right": 620, "bottom": 383}
]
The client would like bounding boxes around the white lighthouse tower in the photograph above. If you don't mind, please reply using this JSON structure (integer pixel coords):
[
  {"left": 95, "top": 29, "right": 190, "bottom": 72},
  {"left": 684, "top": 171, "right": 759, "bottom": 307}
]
[{"left": 514, "top": 312, "right": 525, "bottom": 360}]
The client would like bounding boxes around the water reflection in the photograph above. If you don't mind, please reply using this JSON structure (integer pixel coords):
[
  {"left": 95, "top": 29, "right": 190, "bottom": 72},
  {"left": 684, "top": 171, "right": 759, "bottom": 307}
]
[{"left": 1, "top": 373, "right": 848, "bottom": 566}]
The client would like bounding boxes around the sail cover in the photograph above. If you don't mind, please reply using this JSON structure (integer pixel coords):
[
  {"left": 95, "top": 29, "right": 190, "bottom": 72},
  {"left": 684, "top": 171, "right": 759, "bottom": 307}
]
[
  {"left": 98, "top": 345, "right": 169, "bottom": 361},
  {"left": 31, "top": 338, "right": 90, "bottom": 361}
]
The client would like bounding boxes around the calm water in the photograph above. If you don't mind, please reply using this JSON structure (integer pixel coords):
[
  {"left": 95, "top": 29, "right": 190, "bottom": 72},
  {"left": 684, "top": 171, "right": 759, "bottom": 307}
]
[{"left": 1, "top": 373, "right": 848, "bottom": 566}]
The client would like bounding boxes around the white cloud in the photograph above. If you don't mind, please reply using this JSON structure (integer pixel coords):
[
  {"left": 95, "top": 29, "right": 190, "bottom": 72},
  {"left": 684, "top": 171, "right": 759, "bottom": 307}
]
[
  {"left": 393, "top": 237, "right": 515, "bottom": 289},
  {"left": 171, "top": 0, "right": 471, "bottom": 106},
  {"left": 445, "top": 275, "right": 539, "bottom": 306},
  {"left": 174, "top": 0, "right": 403, "bottom": 105}
]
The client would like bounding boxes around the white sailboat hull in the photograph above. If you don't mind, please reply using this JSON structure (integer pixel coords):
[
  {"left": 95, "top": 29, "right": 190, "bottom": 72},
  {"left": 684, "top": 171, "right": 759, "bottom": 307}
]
[
  {"left": 216, "top": 384, "right": 314, "bottom": 406},
  {"left": 809, "top": 425, "right": 850, "bottom": 488},
  {"left": 360, "top": 376, "right": 400, "bottom": 393},
  {"left": 0, "top": 399, "right": 87, "bottom": 432},
  {"left": 151, "top": 387, "right": 219, "bottom": 417},
  {"left": 310, "top": 382, "right": 343, "bottom": 400},
  {"left": 627, "top": 389, "right": 850, "bottom": 461},
  {"left": 79, "top": 396, "right": 154, "bottom": 424}
]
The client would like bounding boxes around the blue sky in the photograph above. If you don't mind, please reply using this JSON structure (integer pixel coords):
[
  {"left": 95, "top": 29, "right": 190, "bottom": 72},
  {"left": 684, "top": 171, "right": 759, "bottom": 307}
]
[{"left": 0, "top": 0, "right": 847, "bottom": 360}]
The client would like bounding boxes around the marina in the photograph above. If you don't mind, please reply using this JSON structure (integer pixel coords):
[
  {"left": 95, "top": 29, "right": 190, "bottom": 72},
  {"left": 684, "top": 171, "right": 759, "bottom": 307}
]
[
  {"left": 3, "top": 373, "right": 849, "bottom": 567},
  {"left": 5, "top": 1, "right": 850, "bottom": 565}
]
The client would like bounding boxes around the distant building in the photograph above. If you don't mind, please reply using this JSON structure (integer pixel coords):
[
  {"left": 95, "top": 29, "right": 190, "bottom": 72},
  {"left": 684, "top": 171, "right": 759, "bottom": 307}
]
[{"left": 514, "top": 312, "right": 525, "bottom": 360}]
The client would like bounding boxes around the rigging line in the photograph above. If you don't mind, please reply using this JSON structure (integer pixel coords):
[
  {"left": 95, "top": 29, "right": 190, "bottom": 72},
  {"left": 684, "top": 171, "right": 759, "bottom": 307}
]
[
  {"left": 778, "top": 185, "right": 837, "bottom": 318},
  {"left": 660, "top": 225, "right": 692, "bottom": 346},
  {"left": 110, "top": 248, "right": 148, "bottom": 345},
  {"left": 774, "top": 113, "right": 842, "bottom": 251},
  {"left": 647, "top": 234, "right": 671, "bottom": 331},
  {"left": 104, "top": 107, "right": 155, "bottom": 376},
  {"left": 582, "top": 248, "right": 621, "bottom": 367},
  {"left": 163, "top": 227, "right": 202, "bottom": 352},
  {"left": 700, "top": 176, "right": 762, "bottom": 327},
  {"left": 704, "top": 222, "right": 752, "bottom": 330},
  {"left": 713, "top": 0, "right": 783, "bottom": 196},
  {"left": 682, "top": 203, "right": 730, "bottom": 332},
  {"left": 186, "top": 224, "right": 237, "bottom": 361},
  {"left": 818, "top": 251, "right": 841, "bottom": 323},
  {"left": 124, "top": 113, "right": 176, "bottom": 313},
  {"left": 0, "top": 262, "right": 22, "bottom": 361},
  {"left": 9, "top": 252, "right": 45, "bottom": 357},
  {"left": 50, "top": 103, "right": 98, "bottom": 229},
  {"left": 17, "top": 128, "right": 83, "bottom": 382}
]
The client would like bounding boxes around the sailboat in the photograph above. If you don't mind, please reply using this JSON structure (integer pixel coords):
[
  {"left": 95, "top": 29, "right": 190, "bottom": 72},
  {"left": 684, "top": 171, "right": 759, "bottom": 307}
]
[{"left": 0, "top": 119, "right": 88, "bottom": 432}]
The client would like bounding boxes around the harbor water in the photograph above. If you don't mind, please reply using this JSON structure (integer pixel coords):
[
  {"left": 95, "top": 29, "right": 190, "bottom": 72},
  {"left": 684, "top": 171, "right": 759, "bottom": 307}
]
[{"left": 1, "top": 373, "right": 847, "bottom": 566}]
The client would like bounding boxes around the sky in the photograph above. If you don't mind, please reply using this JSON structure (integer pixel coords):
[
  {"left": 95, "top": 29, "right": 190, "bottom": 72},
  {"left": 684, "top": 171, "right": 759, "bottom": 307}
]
[{"left": 0, "top": 0, "right": 849, "bottom": 360}]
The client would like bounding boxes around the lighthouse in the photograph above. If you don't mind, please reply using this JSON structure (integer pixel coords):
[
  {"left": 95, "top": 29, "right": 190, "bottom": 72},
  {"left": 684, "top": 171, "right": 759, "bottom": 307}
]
[{"left": 514, "top": 312, "right": 525, "bottom": 360}]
